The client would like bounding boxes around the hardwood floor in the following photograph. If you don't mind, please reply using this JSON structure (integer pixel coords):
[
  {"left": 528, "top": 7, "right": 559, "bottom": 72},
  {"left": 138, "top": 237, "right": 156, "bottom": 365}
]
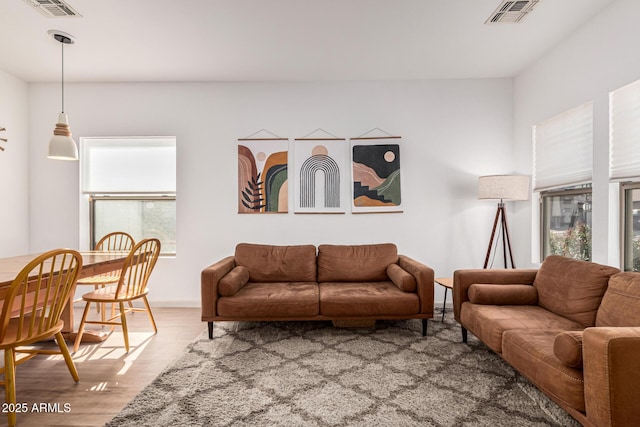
[{"left": 4, "top": 307, "right": 204, "bottom": 427}]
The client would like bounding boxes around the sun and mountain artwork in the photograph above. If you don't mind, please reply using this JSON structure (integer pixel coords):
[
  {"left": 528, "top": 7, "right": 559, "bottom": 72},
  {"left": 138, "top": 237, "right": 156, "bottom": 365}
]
[
  {"left": 351, "top": 138, "right": 403, "bottom": 213},
  {"left": 237, "top": 137, "right": 288, "bottom": 213}
]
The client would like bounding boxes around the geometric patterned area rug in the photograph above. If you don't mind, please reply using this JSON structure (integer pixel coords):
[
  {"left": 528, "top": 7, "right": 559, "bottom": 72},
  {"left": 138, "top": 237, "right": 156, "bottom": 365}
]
[{"left": 106, "top": 318, "right": 581, "bottom": 427}]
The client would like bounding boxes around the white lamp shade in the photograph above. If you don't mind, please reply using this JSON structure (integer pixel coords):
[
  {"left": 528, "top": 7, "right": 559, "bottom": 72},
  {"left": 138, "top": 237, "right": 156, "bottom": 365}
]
[
  {"left": 478, "top": 175, "right": 530, "bottom": 201},
  {"left": 48, "top": 113, "right": 78, "bottom": 160}
]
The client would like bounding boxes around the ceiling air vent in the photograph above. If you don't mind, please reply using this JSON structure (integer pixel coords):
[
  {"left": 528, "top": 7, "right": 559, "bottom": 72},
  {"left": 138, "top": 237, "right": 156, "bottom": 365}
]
[
  {"left": 486, "top": 0, "right": 539, "bottom": 24},
  {"left": 23, "top": 0, "right": 82, "bottom": 18}
]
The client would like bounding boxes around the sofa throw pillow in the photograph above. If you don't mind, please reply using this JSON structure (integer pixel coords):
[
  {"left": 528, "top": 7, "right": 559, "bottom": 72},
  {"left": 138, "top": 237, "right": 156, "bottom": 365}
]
[
  {"left": 533, "top": 255, "right": 620, "bottom": 328},
  {"left": 468, "top": 284, "right": 538, "bottom": 305},
  {"left": 218, "top": 266, "right": 250, "bottom": 296},
  {"left": 596, "top": 272, "right": 640, "bottom": 327},
  {"left": 387, "top": 264, "right": 416, "bottom": 292},
  {"left": 553, "top": 331, "right": 584, "bottom": 369},
  {"left": 317, "top": 244, "right": 398, "bottom": 282}
]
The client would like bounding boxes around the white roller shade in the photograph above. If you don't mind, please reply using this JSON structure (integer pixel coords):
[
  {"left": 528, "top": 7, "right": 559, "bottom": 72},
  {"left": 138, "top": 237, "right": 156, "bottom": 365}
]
[
  {"left": 610, "top": 79, "right": 640, "bottom": 180},
  {"left": 533, "top": 102, "right": 593, "bottom": 191},
  {"left": 81, "top": 137, "right": 176, "bottom": 193}
]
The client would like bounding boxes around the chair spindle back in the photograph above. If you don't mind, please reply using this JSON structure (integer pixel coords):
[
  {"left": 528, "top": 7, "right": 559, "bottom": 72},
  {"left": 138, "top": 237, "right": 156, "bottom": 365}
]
[{"left": 0, "top": 249, "right": 83, "bottom": 343}]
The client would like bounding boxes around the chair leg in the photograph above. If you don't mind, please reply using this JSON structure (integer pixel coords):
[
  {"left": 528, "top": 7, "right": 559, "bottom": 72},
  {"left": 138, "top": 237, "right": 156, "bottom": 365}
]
[
  {"left": 109, "top": 303, "right": 116, "bottom": 332},
  {"left": 55, "top": 332, "right": 80, "bottom": 382},
  {"left": 94, "top": 285, "right": 101, "bottom": 314},
  {"left": 73, "top": 302, "right": 92, "bottom": 353},
  {"left": 461, "top": 326, "right": 468, "bottom": 343},
  {"left": 142, "top": 295, "right": 158, "bottom": 333},
  {"left": 120, "top": 302, "right": 130, "bottom": 353},
  {"left": 208, "top": 322, "right": 214, "bottom": 339},
  {"left": 421, "top": 319, "right": 428, "bottom": 337},
  {"left": 4, "top": 348, "right": 17, "bottom": 427}
]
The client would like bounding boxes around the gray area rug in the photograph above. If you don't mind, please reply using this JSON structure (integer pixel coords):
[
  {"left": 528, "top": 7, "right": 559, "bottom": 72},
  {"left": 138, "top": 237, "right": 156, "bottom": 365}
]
[{"left": 106, "top": 317, "right": 581, "bottom": 426}]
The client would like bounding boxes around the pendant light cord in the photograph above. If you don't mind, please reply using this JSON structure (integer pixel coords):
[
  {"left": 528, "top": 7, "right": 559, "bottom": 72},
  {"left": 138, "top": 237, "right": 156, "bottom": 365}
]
[{"left": 61, "top": 40, "right": 65, "bottom": 113}]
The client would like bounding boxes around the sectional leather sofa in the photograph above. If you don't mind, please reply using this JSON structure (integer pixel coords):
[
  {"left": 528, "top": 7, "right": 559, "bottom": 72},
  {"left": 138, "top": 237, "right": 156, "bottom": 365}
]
[
  {"left": 454, "top": 255, "right": 640, "bottom": 427},
  {"left": 201, "top": 243, "right": 434, "bottom": 338}
]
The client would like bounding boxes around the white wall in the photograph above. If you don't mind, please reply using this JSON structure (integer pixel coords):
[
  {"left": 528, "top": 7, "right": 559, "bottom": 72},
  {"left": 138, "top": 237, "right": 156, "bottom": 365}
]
[
  {"left": 513, "top": 0, "right": 640, "bottom": 268},
  {"left": 0, "top": 70, "right": 29, "bottom": 257},
  {"left": 29, "top": 79, "right": 514, "bottom": 306}
]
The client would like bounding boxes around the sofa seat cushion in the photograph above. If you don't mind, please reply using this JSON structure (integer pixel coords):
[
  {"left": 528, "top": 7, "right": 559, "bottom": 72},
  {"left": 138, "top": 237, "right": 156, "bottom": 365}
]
[
  {"left": 217, "top": 282, "right": 319, "bottom": 318},
  {"left": 502, "top": 329, "right": 585, "bottom": 412},
  {"left": 460, "top": 302, "right": 583, "bottom": 353},
  {"left": 234, "top": 243, "right": 317, "bottom": 283},
  {"left": 319, "top": 281, "right": 419, "bottom": 317},
  {"left": 317, "top": 244, "right": 398, "bottom": 282}
]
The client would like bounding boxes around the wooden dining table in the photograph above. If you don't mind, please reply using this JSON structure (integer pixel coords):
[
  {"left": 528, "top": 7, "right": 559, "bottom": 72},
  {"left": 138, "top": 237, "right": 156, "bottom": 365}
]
[{"left": 0, "top": 251, "right": 129, "bottom": 342}]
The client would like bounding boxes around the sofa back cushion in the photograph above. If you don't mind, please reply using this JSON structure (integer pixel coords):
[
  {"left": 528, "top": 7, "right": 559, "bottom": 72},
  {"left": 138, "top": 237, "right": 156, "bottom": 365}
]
[
  {"left": 596, "top": 272, "right": 640, "bottom": 327},
  {"left": 234, "top": 243, "right": 317, "bottom": 282},
  {"left": 534, "top": 255, "right": 620, "bottom": 328},
  {"left": 317, "top": 243, "right": 398, "bottom": 282}
]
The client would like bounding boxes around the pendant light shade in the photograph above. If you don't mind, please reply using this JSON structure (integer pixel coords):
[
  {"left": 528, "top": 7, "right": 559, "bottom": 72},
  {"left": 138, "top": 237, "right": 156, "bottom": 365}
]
[
  {"left": 49, "top": 112, "right": 78, "bottom": 160},
  {"left": 47, "top": 30, "right": 78, "bottom": 161}
]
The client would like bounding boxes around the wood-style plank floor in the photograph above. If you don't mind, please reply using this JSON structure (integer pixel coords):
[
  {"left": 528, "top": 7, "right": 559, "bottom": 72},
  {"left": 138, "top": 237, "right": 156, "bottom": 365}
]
[{"left": 4, "top": 307, "right": 204, "bottom": 427}]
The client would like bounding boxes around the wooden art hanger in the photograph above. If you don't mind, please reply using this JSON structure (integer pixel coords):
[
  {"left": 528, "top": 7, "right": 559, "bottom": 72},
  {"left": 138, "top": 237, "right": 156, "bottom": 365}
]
[
  {"left": 238, "top": 129, "right": 287, "bottom": 141},
  {"left": 351, "top": 127, "right": 401, "bottom": 140},
  {"left": 295, "top": 128, "right": 345, "bottom": 141}
]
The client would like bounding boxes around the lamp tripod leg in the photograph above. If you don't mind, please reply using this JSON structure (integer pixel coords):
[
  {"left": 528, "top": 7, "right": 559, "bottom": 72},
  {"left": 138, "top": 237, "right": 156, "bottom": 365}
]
[
  {"left": 501, "top": 206, "right": 516, "bottom": 268},
  {"left": 484, "top": 205, "right": 502, "bottom": 268}
]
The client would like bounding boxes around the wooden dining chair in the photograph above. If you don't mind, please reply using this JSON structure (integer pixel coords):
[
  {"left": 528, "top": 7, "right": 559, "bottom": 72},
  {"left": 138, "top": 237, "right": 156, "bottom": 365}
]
[
  {"left": 75, "top": 231, "right": 134, "bottom": 320},
  {"left": 74, "top": 238, "right": 160, "bottom": 353},
  {"left": 0, "top": 249, "right": 83, "bottom": 427}
]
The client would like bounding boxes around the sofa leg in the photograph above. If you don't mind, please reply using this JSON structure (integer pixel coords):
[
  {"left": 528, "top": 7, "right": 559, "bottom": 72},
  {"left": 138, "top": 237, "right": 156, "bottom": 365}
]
[
  {"left": 422, "top": 319, "right": 428, "bottom": 337},
  {"left": 461, "top": 326, "right": 467, "bottom": 343},
  {"left": 208, "top": 322, "right": 214, "bottom": 339}
]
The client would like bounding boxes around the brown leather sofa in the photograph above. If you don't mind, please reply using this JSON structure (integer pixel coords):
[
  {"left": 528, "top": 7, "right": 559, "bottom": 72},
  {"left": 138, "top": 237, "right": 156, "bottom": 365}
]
[
  {"left": 453, "top": 255, "right": 640, "bottom": 427},
  {"left": 201, "top": 243, "right": 434, "bottom": 338}
]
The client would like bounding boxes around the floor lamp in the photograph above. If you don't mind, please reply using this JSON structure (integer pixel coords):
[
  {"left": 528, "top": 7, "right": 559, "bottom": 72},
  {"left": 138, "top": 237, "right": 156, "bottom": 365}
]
[{"left": 478, "top": 175, "right": 530, "bottom": 269}]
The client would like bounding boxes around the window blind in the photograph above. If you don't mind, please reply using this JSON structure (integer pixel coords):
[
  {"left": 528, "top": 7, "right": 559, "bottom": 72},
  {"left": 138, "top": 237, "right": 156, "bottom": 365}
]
[
  {"left": 81, "top": 137, "right": 176, "bottom": 193},
  {"left": 533, "top": 102, "right": 593, "bottom": 191},
  {"left": 610, "top": 79, "right": 640, "bottom": 180}
]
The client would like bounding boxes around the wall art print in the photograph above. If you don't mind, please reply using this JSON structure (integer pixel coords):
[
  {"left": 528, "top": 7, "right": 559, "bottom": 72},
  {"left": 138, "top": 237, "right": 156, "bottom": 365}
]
[
  {"left": 237, "top": 136, "right": 288, "bottom": 214},
  {"left": 293, "top": 135, "right": 347, "bottom": 214},
  {"left": 351, "top": 136, "right": 403, "bottom": 213}
]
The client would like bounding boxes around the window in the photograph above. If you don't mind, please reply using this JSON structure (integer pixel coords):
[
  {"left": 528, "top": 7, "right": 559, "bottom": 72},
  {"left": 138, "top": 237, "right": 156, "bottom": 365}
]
[
  {"left": 611, "top": 79, "right": 640, "bottom": 271},
  {"left": 533, "top": 102, "right": 593, "bottom": 191},
  {"left": 610, "top": 79, "right": 640, "bottom": 180},
  {"left": 621, "top": 183, "right": 640, "bottom": 271},
  {"left": 533, "top": 102, "right": 593, "bottom": 261},
  {"left": 80, "top": 137, "right": 176, "bottom": 255},
  {"left": 540, "top": 186, "right": 592, "bottom": 261}
]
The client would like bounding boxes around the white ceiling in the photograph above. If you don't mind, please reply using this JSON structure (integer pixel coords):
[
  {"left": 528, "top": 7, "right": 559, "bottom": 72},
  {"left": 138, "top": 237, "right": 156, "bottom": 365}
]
[{"left": 0, "top": 0, "right": 614, "bottom": 83}]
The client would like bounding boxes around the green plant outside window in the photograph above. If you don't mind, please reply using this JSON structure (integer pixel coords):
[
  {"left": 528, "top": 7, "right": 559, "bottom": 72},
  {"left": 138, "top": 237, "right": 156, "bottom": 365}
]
[
  {"left": 541, "top": 188, "right": 592, "bottom": 261},
  {"left": 623, "top": 185, "right": 640, "bottom": 271}
]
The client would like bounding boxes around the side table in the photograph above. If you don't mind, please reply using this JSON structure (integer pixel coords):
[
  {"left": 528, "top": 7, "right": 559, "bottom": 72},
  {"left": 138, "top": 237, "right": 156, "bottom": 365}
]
[{"left": 435, "top": 277, "right": 453, "bottom": 322}]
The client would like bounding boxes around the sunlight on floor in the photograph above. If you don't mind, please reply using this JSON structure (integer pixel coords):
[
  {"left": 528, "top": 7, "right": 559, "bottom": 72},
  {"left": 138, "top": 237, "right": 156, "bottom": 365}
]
[{"left": 71, "top": 331, "right": 155, "bottom": 364}]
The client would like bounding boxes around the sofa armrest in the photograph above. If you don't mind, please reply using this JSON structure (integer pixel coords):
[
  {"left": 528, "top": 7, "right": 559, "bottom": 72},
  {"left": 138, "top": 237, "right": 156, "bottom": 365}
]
[
  {"left": 583, "top": 327, "right": 640, "bottom": 427},
  {"left": 453, "top": 269, "right": 538, "bottom": 322},
  {"left": 398, "top": 255, "right": 434, "bottom": 315},
  {"left": 201, "top": 256, "right": 235, "bottom": 320}
]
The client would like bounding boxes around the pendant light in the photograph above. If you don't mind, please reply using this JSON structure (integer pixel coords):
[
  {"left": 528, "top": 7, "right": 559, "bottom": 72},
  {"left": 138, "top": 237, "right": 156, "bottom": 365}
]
[{"left": 48, "top": 30, "right": 78, "bottom": 161}]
